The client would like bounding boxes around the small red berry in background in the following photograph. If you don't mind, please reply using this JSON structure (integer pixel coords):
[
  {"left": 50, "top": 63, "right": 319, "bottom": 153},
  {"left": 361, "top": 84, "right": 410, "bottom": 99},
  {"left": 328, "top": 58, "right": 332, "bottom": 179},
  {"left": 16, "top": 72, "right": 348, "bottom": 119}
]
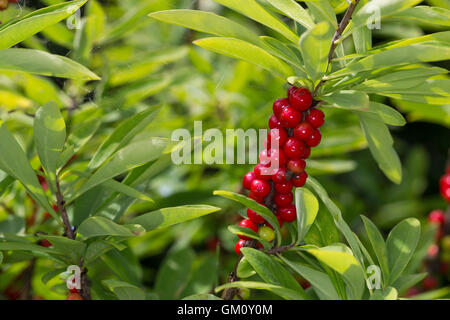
[
  {"left": 440, "top": 172, "right": 450, "bottom": 202},
  {"left": 238, "top": 219, "right": 259, "bottom": 240},
  {"left": 235, "top": 239, "right": 246, "bottom": 255},
  {"left": 242, "top": 171, "right": 255, "bottom": 190},
  {"left": 68, "top": 293, "right": 83, "bottom": 300},
  {"left": 428, "top": 209, "right": 445, "bottom": 225},
  {"left": 422, "top": 275, "right": 438, "bottom": 290},
  {"left": 38, "top": 239, "right": 52, "bottom": 248}
]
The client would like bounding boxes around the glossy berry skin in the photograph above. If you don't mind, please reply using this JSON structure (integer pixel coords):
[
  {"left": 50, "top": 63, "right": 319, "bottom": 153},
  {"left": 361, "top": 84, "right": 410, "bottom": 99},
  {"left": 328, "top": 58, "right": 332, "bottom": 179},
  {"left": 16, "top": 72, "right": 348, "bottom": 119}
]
[
  {"left": 38, "top": 239, "right": 52, "bottom": 248},
  {"left": 274, "top": 192, "right": 293, "bottom": 207},
  {"left": 279, "top": 106, "right": 302, "bottom": 128},
  {"left": 268, "top": 114, "right": 281, "bottom": 129},
  {"left": 258, "top": 226, "right": 275, "bottom": 242},
  {"left": 254, "top": 163, "right": 273, "bottom": 180},
  {"left": 288, "top": 87, "right": 312, "bottom": 112},
  {"left": 278, "top": 205, "right": 297, "bottom": 222},
  {"left": 306, "top": 108, "right": 325, "bottom": 128},
  {"left": 428, "top": 210, "right": 445, "bottom": 225},
  {"left": 259, "top": 148, "right": 287, "bottom": 167},
  {"left": 242, "top": 171, "right": 256, "bottom": 190},
  {"left": 292, "top": 171, "right": 308, "bottom": 187},
  {"left": 306, "top": 129, "right": 322, "bottom": 147},
  {"left": 247, "top": 208, "right": 265, "bottom": 224},
  {"left": 287, "top": 159, "right": 306, "bottom": 174},
  {"left": 303, "top": 147, "right": 311, "bottom": 159},
  {"left": 293, "top": 122, "right": 314, "bottom": 142},
  {"left": 274, "top": 181, "right": 293, "bottom": 194},
  {"left": 283, "top": 138, "right": 307, "bottom": 160},
  {"left": 272, "top": 167, "right": 287, "bottom": 183},
  {"left": 248, "top": 192, "right": 265, "bottom": 203},
  {"left": 440, "top": 173, "right": 450, "bottom": 202},
  {"left": 68, "top": 293, "right": 83, "bottom": 300},
  {"left": 235, "top": 239, "right": 246, "bottom": 255},
  {"left": 267, "top": 128, "right": 288, "bottom": 148},
  {"left": 238, "top": 219, "right": 259, "bottom": 240},
  {"left": 250, "top": 179, "right": 271, "bottom": 198},
  {"left": 273, "top": 98, "right": 289, "bottom": 118}
]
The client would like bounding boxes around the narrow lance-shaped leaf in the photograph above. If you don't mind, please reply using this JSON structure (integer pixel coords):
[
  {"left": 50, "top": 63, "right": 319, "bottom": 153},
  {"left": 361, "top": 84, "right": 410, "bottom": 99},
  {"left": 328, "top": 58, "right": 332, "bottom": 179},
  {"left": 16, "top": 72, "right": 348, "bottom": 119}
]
[
  {"left": 265, "top": 0, "right": 315, "bottom": 29},
  {"left": 295, "top": 187, "right": 319, "bottom": 244},
  {"left": 215, "top": 281, "right": 305, "bottom": 300}
]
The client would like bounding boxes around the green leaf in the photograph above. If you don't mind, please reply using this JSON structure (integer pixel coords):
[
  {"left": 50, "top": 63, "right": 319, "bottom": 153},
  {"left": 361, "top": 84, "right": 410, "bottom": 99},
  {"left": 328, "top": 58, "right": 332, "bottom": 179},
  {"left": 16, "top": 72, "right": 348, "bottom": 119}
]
[
  {"left": 77, "top": 216, "right": 135, "bottom": 239},
  {"left": 84, "top": 240, "right": 126, "bottom": 266},
  {"left": 194, "top": 37, "right": 293, "bottom": 78},
  {"left": 260, "top": 36, "right": 306, "bottom": 73},
  {"left": 0, "top": 0, "right": 88, "bottom": 49},
  {"left": 0, "top": 49, "right": 100, "bottom": 80},
  {"left": 306, "top": 159, "right": 357, "bottom": 175},
  {"left": 0, "top": 122, "right": 57, "bottom": 222},
  {"left": 360, "top": 215, "right": 389, "bottom": 283},
  {"left": 35, "top": 235, "right": 85, "bottom": 264},
  {"left": 368, "top": 101, "right": 406, "bottom": 127},
  {"left": 392, "top": 273, "right": 427, "bottom": 294},
  {"left": 227, "top": 225, "right": 271, "bottom": 249},
  {"left": 103, "top": 280, "right": 145, "bottom": 300},
  {"left": 213, "top": 190, "right": 281, "bottom": 245},
  {"left": 370, "top": 287, "right": 398, "bottom": 300},
  {"left": 240, "top": 247, "right": 306, "bottom": 298},
  {"left": 265, "top": 0, "right": 315, "bottom": 29},
  {"left": 34, "top": 102, "right": 66, "bottom": 191},
  {"left": 356, "top": 111, "right": 402, "bottom": 184},
  {"left": 213, "top": 0, "right": 298, "bottom": 42},
  {"left": 0, "top": 251, "right": 3, "bottom": 265},
  {"left": 388, "top": 5, "right": 450, "bottom": 27},
  {"left": 183, "top": 294, "right": 222, "bottom": 300},
  {"left": 304, "top": 0, "right": 338, "bottom": 28},
  {"left": 304, "top": 244, "right": 366, "bottom": 299},
  {"left": 149, "top": 10, "right": 259, "bottom": 44},
  {"left": 129, "top": 205, "right": 220, "bottom": 231},
  {"left": 320, "top": 90, "right": 370, "bottom": 111},
  {"left": 294, "top": 187, "right": 319, "bottom": 244},
  {"left": 215, "top": 281, "right": 305, "bottom": 300},
  {"left": 299, "top": 22, "right": 332, "bottom": 83},
  {"left": 386, "top": 218, "right": 421, "bottom": 285},
  {"left": 236, "top": 257, "right": 256, "bottom": 278}
]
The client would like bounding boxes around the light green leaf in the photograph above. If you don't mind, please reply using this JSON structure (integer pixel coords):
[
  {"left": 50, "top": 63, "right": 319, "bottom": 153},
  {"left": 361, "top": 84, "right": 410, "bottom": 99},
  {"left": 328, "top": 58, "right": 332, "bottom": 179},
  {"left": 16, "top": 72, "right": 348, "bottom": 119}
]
[
  {"left": 356, "top": 111, "right": 402, "bottom": 184},
  {"left": 370, "top": 287, "right": 398, "bottom": 300},
  {"left": 0, "top": 0, "right": 88, "bottom": 49},
  {"left": 0, "top": 49, "right": 100, "bottom": 80},
  {"left": 295, "top": 187, "right": 319, "bottom": 244},
  {"left": 194, "top": 37, "right": 293, "bottom": 78},
  {"left": 236, "top": 257, "right": 256, "bottom": 278},
  {"left": 77, "top": 216, "right": 135, "bottom": 239},
  {"left": 129, "top": 205, "right": 220, "bottom": 231},
  {"left": 260, "top": 36, "right": 306, "bottom": 73},
  {"left": 265, "top": 0, "right": 315, "bottom": 29},
  {"left": 389, "top": 6, "right": 450, "bottom": 27},
  {"left": 368, "top": 101, "right": 406, "bottom": 126},
  {"left": 320, "top": 90, "right": 370, "bottom": 111},
  {"left": 103, "top": 280, "right": 145, "bottom": 300},
  {"left": 227, "top": 225, "right": 271, "bottom": 249},
  {"left": 215, "top": 281, "right": 305, "bottom": 300},
  {"left": 386, "top": 218, "right": 421, "bottom": 285},
  {"left": 306, "top": 159, "right": 357, "bottom": 175}
]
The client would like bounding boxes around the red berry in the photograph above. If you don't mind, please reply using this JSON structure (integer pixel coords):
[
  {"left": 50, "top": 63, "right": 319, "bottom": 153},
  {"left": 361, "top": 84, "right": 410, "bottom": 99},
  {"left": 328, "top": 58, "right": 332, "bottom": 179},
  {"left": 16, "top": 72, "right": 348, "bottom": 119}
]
[
  {"left": 247, "top": 209, "right": 265, "bottom": 224},
  {"left": 267, "top": 128, "right": 288, "bottom": 148},
  {"left": 292, "top": 171, "right": 308, "bottom": 187},
  {"left": 273, "top": 98, "right": 289, "bottom": 118},
  {"left": 278, "top": 205, "right": 297, "bottom": 222},
  {"left": 254, "top": 163, "right": 273, "bottom": 180},
  {"left": 274, "top": 181, "right": 293, "bottom": 194},
  {"left": 283, "top": 138, "right": 307, "bottom": 160},
  {"left": 235, "top": 239, "right": 245, "bottom": 255},
  {"left": 272, "top": 167, "right": 287, "bottom": 183},
  {"left": 428, "top": 210, "right": 445, "bottom": 225},
  {"left": 288, "top": 87, "right": 312, "bottom": 111},
  {"left": 306, "top": 129, "right": 322, "bottom": 147},
  {"left": 242, "top": 171, "right": 256, "bottom": 190},
  {"left": 303, "top": 147, "right": 311, "bottom": 159},
  {"left": 259, "top": 148, "right": 287, "bottom": 168},
  {"left": 422, "top": 275, "right": 438, "bottom": 290},
  {"left": 238, "top": 219, "right": 259, "bottom": 240},
  {"left": 306, "top": 108, "right": 325, "bottom": 128},
  {"left": 267, "top": 215, "right": 284, "bottom": 229},
  {"left": 279, "top": 106, "right": 302, "bottom": 128},
  {"left": 440, "top": 173, "right": 450, "bottom": 201},
  {"left": 248, "top": 192, "right": 265, "bottom": 203},
  {"left": 268, "top": 114, "right": 281, "bottom": 129},
  {"left": 441, "top": 187, "right": 450, "bottom": 202},
  {"left": 38, "top": 239, "right": 52, "bottom": 248},
  {"left": 287, "top": 159, "right": 306, "bottom": 174},
  {"left": 250, "top": 179, "right": 271, "bottom": 198},
  {"left": 68, "top": 293, "right": 83, "bottom": 300},
  {"left": 293, "top": 122, "right": 314, "bottom": 142},
  {"left": 274, "top": 192, "right": 293, "bottom": 207}
]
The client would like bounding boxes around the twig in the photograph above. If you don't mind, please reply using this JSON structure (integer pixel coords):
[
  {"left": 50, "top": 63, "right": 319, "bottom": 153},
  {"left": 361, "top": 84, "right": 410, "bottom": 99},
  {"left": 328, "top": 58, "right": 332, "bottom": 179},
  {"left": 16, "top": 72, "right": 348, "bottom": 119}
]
[
  {"left": 19, "top": 259, "right": 36, "bottom": 300},
  {"left": 55, "top": 179, "right": 74, "bottom": 240},
  {"left": 313, "top": 0, "right": 361, "bottom": 96},
  {"left": 265, "top": 244, "right": 296, "bottom": 255}
]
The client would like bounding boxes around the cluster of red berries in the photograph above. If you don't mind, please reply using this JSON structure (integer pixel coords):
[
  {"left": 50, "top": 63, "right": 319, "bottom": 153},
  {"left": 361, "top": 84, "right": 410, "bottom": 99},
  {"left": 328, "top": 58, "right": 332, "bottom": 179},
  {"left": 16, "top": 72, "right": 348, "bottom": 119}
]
[
  {"left": 440, "top": 170, "right": 450, "bottom": 203},
  {"left": 235, "top": 86, "right": 324, "bottom": 254},
  {"left": 0, "top": 0, "right": 19, "bottom": 11}
]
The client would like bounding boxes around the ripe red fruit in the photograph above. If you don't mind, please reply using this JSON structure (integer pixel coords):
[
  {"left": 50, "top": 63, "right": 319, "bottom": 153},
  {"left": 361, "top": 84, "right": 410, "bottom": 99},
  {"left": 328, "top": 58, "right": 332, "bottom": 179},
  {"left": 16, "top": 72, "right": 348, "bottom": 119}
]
[
  {"left": 428, "top": 209, "right": 445, "bottom": 225},
  {"left": 259, "top": 148, "right": 287, "bottom": 167},
  {"left": 267, "top": 128, "right": 288, "bottom": 148},
  {"left": 306, "top": 108, "right": 325, "bottom": 128},
  {"left": 274, "top": 181, "right": 293, "bottom": 194},
  {"left": 274, "top": 192, "right": 293, "bottom": 207},
  {"left": 293, "top": 122, "right": 314, "bottom": 142},
  {"left": 250, "top": 179, "right": 271, "bottom": 198},
  {"left": 292, "top": 171, "right": 308, "bottom": 187},
  {"left": 268, "top": 114, "right": 281, "bottom": 129},
  {"left": 38, "top": 239, "right": 52, "bottom": 248},
  {"left": 283, "top": 138, "right": 307, "bottom": 159},
  {"left": 279, "top": 106, "right": 302, "bottom": 128},
  {"left": 242, "top": 171, "right": 256, "bottom": 190},
  {"left": 248, "top": 192, "right": 265, "bottom": 203},
  {"left": 272, "top": 167, "right": 287, "bottom": 183},
  {"left": 273, "top": 98, "right": 289, "bottom": 118},
  {"left": 287, "top": 159, "right": 306, "bottom": 174},
  {"left": 68, "top": 293, "right": 83, "bottom": 300},
  {"left": 422, "top": 275, "right": 438, "bottom": 290},
  {"left": 303, "top": 147, "right": 311, "bottom": 159},
  {"left": 278, "top": 205, "right": 297, "bottom": 222},
  {"left": 288, "top": 87, "right": 312, "bottom": 111},
  {"left": 247, "top": 208, "right": 265, "bottom": 224},
  {"left": 238, "top": 219, "right": 259, "bottom": 240},
  {"left": 235, "top": 239, "right": 245, "bottom": 255},
  {"left": 440, "top": 173, "right": 450, "bottom": 202},
  {"left": 254, "top": 163, "right": 273, "bottom": 180},
  {"left": 306, "top": 129, "right": 322, "bottom": 147}
]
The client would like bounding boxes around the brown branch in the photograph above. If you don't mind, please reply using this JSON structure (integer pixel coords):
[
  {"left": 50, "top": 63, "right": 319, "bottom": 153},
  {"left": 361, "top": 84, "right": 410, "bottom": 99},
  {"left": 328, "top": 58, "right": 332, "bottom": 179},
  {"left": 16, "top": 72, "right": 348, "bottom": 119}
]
[
  {"left": 55, "top": 179, "right": 74, "bottom": 240},
  {"left": 313, "top": 0, "right": 361, "bottom": 96},
  {"left": 265, "top": 244, "right": 296, "bottom": 255}
]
